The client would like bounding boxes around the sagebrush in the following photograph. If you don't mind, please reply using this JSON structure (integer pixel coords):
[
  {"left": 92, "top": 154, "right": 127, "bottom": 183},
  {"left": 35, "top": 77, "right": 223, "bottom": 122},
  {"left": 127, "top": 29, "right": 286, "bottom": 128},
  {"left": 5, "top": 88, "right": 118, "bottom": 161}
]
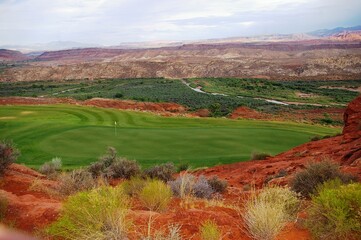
[
  {"left": 143, "top": 163, "right": 175, "bottom": 182},
  {"left": 290, "top": 160, "right": 358, "bottom": 197}
]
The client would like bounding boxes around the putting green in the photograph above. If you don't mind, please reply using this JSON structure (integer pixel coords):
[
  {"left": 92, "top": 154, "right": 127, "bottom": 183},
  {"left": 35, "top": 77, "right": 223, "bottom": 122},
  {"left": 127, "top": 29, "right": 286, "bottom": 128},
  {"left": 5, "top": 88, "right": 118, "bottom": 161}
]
[{"left": 0, "top": 104, "right": 339, "bottom": 169}]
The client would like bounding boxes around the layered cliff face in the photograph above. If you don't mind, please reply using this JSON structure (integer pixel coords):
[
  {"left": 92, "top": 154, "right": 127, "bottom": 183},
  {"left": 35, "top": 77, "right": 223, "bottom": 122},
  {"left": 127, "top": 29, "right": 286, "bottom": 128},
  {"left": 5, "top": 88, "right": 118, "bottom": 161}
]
[{"left": 1, "top": 41, "right": 361, "bottom": 82}]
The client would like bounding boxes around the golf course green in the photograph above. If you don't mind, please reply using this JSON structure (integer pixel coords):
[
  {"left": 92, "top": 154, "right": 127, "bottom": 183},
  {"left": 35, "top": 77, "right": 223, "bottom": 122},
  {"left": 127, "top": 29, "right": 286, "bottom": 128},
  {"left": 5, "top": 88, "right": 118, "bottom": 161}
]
[{"left": 0, "top": 104, "right": 340, "bottom": 169}]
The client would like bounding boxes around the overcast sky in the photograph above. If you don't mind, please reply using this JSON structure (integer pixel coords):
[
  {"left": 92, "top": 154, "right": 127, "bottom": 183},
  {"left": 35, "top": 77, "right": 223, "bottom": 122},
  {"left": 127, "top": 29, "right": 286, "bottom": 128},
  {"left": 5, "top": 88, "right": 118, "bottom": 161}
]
[{"left": 0, "top": 0, "right": 360, "bottom": 46}]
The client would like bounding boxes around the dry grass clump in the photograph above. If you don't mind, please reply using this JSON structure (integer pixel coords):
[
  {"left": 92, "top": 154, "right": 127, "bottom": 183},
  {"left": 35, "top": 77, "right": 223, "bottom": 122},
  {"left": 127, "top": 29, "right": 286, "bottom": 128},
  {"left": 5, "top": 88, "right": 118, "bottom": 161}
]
[
  {"left": 242, "top": 186, "right": 300, "bottom": 240},
  {"left": 46, "top": 185, "right": 131, "bottom": 240},
  {"left": 290, "top": 160, "right": 358, "bottom": 197},
  {"left": 141, "top": 224, "right": 182, "bottom": 240},
  {"left": 199, "top": 220, "right": 221, "bottom": 240},
  {"left": 139, "top": 179, "right": 173, "bottom": 212}
]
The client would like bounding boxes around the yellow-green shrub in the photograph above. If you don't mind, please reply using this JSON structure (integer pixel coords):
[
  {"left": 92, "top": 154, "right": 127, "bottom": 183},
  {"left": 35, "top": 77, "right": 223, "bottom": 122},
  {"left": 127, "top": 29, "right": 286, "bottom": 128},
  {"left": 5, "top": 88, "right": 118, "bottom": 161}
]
[
  {"left": 139, "top": 179, "right": 172, "bottom": 212},
  {"left": 306, "top": 180, "right": 361, "bottom": 240},
  {"left": 46, "top": 185, "right": 131, "bottom": 239},
  {"left": 199, "top": 220, "right": 221, "bottom": 240}
]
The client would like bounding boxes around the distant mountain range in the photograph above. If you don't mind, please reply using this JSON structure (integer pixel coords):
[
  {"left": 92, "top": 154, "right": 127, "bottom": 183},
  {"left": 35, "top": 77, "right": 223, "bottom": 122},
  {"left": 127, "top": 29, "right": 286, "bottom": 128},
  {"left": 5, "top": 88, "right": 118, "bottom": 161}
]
[
  {"left": 308, "top": 25, "right": 361, "bottom": 37},
  {"left": 0, "top": 25, "right": 360, "bottom": 55}
]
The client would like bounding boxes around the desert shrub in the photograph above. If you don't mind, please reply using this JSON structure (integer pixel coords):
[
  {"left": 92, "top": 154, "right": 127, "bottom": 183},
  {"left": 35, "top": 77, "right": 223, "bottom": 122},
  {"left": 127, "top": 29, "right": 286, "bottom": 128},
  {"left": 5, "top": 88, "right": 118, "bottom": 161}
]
[
  {"left": 306, "top": 180, "right": 361, "bottom": 240},
  {"left": 199, "top": 220, "right": 221, "bottom": 240},
  {"left": 105, "top": 158, "right": 141, "bottom": 179},
  {"left": 47, "top": 185, "right": 131, "bottom": 239},
  {"left": 207, "top": 176, "right": 228, "bottom": 193},
  {"left": 122, "top": 176, "right": 147, "bottom": 197},
  {"left": 88, "top": 147, "right": 118, "bottom": 177},
  {"left": 290, "top": 160, "right": 358, "bottom": 197},
  {"left": 0, "top": 140, "right": 20, "bottom": 176},
  {"left": 311, "top": 135, "right": 322, "bottom": 141},
  {"left": 139, "top": 179, "right": 172, "bottom": 212},
  {"left": 39, "top": 157, "right": 62, "bottom": 177},
  {"left": 169, "top": 174, "right": 214, "bottom": 199},
  {"left": 0, "top": 194, "right": 8, "bottom": 220},
  {"left": 193, "top": 175, "right": 214, "bottom": 199},
  {"left": 89, "top": 147, "right": 140, "bottom": 179},
  {"left": 168, "top": 173, "right": 195, "bottom": 198},
  {"left": 243, "top": 186, "right": 300, "bottom": 240},
  {"left": 177, "top": 163, "right": 190, "bottom": 172},
  {"left": 143, "top": 163, "right": 175, "bottom": 182},
  {"left": 57, "top": 169, "right": 97, "bottom": 196},
  {"left": 251, "top": 152, "right": 272, "bottom": 160}
]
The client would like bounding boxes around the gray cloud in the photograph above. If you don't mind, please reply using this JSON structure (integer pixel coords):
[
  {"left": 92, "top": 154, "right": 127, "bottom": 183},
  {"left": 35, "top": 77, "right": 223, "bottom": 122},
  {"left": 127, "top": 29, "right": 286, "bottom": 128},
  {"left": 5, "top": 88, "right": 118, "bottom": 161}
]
[{"left": 0, "top": 0, "right": 360, "bottom": 45}]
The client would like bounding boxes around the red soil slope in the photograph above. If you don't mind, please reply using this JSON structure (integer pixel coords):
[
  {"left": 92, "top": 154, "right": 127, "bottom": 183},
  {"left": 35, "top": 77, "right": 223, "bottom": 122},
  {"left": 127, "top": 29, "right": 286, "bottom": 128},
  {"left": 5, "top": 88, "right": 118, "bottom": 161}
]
[
  {"left": 0, "top": 164, "right": 61, "bottom": 232},
  {"left": 0, "top": 97, "right": 187, "bottom": 116}
]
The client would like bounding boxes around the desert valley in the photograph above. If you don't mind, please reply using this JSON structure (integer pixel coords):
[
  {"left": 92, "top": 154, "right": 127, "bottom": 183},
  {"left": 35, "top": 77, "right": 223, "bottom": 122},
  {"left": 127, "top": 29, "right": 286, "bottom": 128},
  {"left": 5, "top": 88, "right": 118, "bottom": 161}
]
[{"left": 0, "top": 1, "right": 361, "bottom": 239}]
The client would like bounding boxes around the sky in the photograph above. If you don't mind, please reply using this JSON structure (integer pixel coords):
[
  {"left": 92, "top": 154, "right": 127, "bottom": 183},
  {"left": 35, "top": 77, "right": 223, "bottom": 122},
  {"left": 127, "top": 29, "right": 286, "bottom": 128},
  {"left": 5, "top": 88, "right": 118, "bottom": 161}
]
[{"left": 0, "top": 0, "right": 360, "bottom": 46}]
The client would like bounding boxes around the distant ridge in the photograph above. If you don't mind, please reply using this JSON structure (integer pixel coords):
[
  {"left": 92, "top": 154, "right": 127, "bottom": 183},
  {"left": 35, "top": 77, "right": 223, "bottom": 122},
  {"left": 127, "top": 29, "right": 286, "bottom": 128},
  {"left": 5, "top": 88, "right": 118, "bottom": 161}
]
[{"left": 309, "top": 25, "right": 361, "bottom": 37}]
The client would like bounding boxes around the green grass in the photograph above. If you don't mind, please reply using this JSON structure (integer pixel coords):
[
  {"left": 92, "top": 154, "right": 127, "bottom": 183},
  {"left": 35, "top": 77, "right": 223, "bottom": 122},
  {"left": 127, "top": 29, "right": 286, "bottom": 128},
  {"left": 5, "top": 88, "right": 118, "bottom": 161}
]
[{"left": 0, "top": 104, "right": 339, "bottom": 169}]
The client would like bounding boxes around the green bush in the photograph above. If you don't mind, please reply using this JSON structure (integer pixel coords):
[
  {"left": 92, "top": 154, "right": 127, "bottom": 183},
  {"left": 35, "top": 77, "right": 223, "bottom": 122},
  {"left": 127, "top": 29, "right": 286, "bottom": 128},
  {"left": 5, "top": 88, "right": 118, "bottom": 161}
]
[
  {"left": 0, "top": 140, "right": 20, "bottom": 176},
  {"left": 290, "top": 160, "right": 358, "bottom": 197},
  {"left": 306, "top": 180, "right": 361, "bottom": 240},
  {"left": 251, "top": 152, "right": 272, "bottom": 160},
  {"left": 139, "top": 179, "right": 172, "bottom": 212},
  {"left": 143, "top": 163, "right": 175, "bottom": 182},
  {"left": 207, "top": 176, "right": 228, "bottom": 193},
  {"left": 243, "top": 186, "right": 300, "bottom": 240},
  {"left": 47, "top": 185, "right": 131, "bottom": 240},
  {"left": 199, "top": 220, "right": 221, "bottom": 240},
  {"left": 122, "top": 176, "right": 147, "bottom": 197},
  {"left": 57, "top": 169, "right": 97, "bottom": 196}
]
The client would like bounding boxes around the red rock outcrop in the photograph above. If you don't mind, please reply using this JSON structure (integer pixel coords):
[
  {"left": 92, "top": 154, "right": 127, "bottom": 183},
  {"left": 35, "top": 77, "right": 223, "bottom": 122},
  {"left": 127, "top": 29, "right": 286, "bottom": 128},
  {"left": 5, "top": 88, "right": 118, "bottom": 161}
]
[{"left": 198, "top": 95, "right": 361, "bottom": 188}]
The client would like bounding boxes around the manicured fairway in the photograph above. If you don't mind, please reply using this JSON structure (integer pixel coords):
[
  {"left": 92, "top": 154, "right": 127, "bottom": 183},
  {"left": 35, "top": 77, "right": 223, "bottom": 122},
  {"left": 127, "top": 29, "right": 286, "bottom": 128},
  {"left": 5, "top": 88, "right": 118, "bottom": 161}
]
[{"left": 0, "top": 105, "right": 340, "bottom": 169}]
